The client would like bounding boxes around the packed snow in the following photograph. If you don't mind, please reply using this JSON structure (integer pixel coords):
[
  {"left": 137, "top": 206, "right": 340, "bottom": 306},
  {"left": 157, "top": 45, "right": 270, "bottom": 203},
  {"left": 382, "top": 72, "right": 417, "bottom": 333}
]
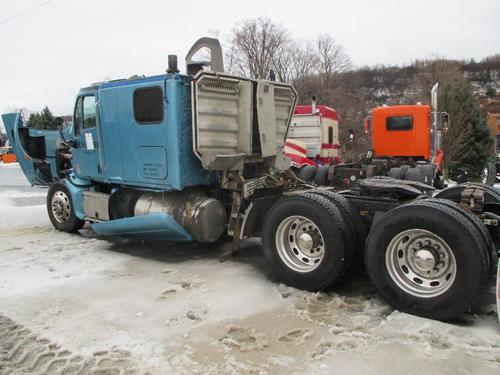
[{"left": 0, "top": 163, "right": 499, "bottom": 374}]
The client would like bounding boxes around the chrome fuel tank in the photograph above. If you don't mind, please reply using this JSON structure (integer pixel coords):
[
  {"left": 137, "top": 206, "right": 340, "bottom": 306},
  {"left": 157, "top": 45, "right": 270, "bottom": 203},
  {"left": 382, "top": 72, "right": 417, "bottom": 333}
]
[{"left": 134, "top": 191, "right": 227, "bottom": 243}]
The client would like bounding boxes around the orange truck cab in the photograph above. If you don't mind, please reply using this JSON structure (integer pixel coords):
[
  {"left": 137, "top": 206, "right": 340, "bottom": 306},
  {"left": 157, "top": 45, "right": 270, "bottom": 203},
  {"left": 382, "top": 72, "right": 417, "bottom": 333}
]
[
  {"left": 372, "top": 104, "right": 432, "bottom": 159},
  {"left": 367, "top": 89, "right": 445, "bottom": 174}
]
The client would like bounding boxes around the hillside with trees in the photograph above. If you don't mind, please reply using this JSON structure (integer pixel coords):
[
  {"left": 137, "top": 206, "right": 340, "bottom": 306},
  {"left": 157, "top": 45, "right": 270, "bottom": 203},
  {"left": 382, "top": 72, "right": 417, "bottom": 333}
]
[{"left": 224, "top": 17, "right": 499, "bottom": 177}]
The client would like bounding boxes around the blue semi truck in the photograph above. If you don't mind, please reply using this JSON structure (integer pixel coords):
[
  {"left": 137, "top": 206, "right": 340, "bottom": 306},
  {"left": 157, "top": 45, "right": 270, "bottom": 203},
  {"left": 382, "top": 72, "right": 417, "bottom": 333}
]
[{"left": 3, "top": 38, "right": 499, "bottom": 322}]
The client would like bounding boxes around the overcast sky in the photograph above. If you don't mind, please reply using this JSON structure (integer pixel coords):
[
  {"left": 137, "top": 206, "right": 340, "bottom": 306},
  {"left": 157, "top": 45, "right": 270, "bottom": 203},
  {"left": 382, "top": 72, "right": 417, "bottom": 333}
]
[{"left": 1, "top": 0, "right": 499, "bottom": 126}]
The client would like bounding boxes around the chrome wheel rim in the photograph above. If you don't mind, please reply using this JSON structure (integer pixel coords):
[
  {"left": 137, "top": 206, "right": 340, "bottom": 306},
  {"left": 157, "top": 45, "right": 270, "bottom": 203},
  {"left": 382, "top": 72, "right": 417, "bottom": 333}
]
[
  {"left": 482, "top": 167, "right": 488, "bottom": 184},
  {"left": 386, "top": 229, "right": 456, "bottom": 298},
  {"left": 51, "top": 190, "right": 71, "bottom": 223},
  {"left": 275, "top": 215, "right": 325, "bottom": 273}
]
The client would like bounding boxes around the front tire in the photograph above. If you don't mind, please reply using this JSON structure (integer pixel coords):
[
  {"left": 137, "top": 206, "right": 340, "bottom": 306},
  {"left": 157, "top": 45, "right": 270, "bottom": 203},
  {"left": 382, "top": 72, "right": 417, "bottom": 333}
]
[
  {"left": 47, "top": 180, "right": 84, "bottom": 233},
  {"left": 365, "top": 201, "right": 490, "bottom": 321}
]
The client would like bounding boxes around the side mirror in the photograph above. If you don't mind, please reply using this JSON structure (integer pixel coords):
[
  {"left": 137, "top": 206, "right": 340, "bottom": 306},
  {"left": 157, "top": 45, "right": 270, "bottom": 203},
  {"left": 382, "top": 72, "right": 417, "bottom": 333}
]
[
  {"left": 54, "top": 117, "right": 64, "bottom": 129},
  {"left": 442, "top": 112, "right": 449, "bottom": 132},
  {"left": 348, "top": 129, "right": 354, "bottom": 142}
]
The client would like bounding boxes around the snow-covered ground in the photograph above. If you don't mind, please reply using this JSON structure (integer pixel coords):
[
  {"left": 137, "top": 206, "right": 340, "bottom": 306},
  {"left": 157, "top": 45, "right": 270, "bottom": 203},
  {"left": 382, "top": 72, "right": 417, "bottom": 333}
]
[{"left": 0, "top": 163, "right": 499, "bottom": 374}]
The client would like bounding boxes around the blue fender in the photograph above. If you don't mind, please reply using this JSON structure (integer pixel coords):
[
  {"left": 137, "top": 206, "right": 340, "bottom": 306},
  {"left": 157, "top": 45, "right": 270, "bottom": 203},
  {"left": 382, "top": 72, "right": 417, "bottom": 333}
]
[
  {"left": 64, "top": 172, "right": 92, "bottom": 220},
  {"left": 91, "top": 212, "right": 192, "bottom": 242}
]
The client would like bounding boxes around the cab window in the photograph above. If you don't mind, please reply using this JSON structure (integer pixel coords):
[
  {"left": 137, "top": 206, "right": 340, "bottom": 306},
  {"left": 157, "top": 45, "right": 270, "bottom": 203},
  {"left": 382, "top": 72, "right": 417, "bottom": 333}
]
[
  {"left": 83, "top": 96, "right": 96, "bottom": 129},
  {"left": 386, "top": 116, "right": 413, "bottom": 131},
  {"left": 74, "top": 95, "right": 96, "bottom": 135},
  {"left": 74, "top": 97, "right": 83, "bottom": 136},
  {"left": 133, "top": 86, "right": 164, "bottom": 124}
]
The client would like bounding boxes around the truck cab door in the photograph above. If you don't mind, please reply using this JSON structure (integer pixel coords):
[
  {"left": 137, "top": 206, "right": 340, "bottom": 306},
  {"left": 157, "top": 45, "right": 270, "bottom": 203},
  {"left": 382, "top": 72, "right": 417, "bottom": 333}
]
[
  {"left": 1, "top": 112, "right": 66, "bottom": 186},
  {"left": 71, "top": 95, "right": 103, "bottom": 179}
]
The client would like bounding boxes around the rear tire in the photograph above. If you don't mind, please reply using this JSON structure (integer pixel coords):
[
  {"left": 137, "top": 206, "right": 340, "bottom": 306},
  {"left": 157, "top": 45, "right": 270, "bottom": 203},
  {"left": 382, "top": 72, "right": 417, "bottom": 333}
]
[
  {"left": 399, "top": 165, "right": 411, "bottom": 179},
  {"left": 314, "top": 165, "right": 330, "bottom": 186},
  {"left": 262, "top": 195, "right": 348, "bottom": 291},
  {"left": 47, "top": 180, "right": 84, "bottom": 233},
  {"left": 365, "top": 201, "right": 490, "bottom": 321},
  {"left": 299, "top": 166, "right": 317, "bottom": 183},
  {"left": 389, "top": 167, "right": 404, "bottom": 180},
  {"left": 414, "top": 198, "right": 497, "bottom": 274},
  {"left": 482, "top": 162, "right": 497, "bottom": 186},
  {"left": 435, "top": 182, "right": 500, "bottom": 207},
  {"left": 433, "top": 171, "right": 445, "bottom": 189},
  {"left": 405, "top": 167, "right": 423, "bottom": 183},
  {"left": 305, "top": 190, "right": 366, "bottom": 267},
  {"left": 416, "top": 164, "right": 434, "bottom": 186}
]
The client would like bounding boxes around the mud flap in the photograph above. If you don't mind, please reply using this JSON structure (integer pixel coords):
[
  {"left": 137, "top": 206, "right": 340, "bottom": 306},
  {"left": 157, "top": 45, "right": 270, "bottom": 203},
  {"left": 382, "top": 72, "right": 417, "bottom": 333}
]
[{"left": 239, "top": 186, "right": 283, "bottom": 239}]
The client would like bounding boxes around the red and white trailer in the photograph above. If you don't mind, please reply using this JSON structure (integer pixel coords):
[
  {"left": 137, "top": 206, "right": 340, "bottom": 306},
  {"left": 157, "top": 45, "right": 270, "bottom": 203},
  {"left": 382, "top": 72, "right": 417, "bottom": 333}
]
[{"left": 285, "top": 101, "right": 341, "bottom": 168}]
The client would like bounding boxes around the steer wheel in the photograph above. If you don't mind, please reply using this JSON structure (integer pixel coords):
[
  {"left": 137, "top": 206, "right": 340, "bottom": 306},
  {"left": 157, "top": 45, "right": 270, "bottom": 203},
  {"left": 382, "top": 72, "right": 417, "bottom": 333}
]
[{"left": 47, "top": 180, "right": 85, "bottom": 233}]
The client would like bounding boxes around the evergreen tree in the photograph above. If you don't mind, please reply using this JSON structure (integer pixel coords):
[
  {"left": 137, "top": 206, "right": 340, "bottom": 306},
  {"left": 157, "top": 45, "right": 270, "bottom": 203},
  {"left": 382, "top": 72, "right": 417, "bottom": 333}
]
[
  {"left": 28, "top": 113, "right": 41, "bottom": 128},
  {"left": 440, "top": 79, "right": 493, "bottom": 179},
  {"left": 486, "top": 85, "right": 497, "bottom": 97},
  {"left": 27, "top": 106, "right": 58, "bottom": 129}
]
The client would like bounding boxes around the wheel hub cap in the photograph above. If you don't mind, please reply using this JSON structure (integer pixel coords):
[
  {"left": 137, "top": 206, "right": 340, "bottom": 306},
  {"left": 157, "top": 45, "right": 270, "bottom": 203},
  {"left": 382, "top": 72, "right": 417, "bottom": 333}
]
[
  {"left": 275, "top": 215, "right": 326, "bottom": 273},
  {"left": 297, "top": 232, "right": 314, "bottom": 251},
  {"left": 51, "top": 191, "right": 71, "bottom": 224},
  {"left": 413, "top": 249, "right": 437, "bottom": 272},
  {"left": 385, "top": 229, "right": 456, "bottom": 298}
]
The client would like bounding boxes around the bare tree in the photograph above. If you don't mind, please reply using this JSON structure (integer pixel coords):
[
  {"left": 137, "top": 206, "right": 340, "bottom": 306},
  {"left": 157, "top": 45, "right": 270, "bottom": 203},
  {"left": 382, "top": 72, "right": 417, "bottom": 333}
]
[
  {"left": 225, "top": 19, "right": 353, "bottom": 85},
  {"left": 270, "top": 41, "right": 316, "bottom": 82},
  {"left": 269, "top": 41, "right": 296, "bottom": 82},
  {"left": 226, "top": 17, "right": 290, "bottom": 79},
  {"left": 290, "top": 41, "right": 318, "bottom": 81},
  {"left": 315, "top": 34, "right": 351, "bottom": 82}
]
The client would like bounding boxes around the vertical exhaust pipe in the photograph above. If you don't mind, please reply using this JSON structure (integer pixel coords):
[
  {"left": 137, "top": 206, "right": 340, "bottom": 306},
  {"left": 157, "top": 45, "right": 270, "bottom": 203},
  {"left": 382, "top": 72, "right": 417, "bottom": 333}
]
[{"left": 431, "top": 83, "right": 439, "bottom": 155}]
